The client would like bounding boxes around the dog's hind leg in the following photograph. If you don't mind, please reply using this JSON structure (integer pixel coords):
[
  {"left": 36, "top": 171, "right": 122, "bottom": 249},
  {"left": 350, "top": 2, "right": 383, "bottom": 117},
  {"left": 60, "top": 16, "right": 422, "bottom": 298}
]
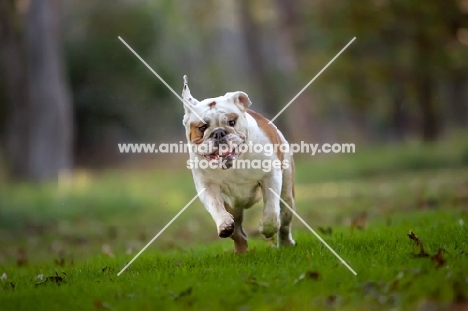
[
  {"left": 278, "top": 158, "right": 296, "bottom": 247},
  {"left": 226, "top": 203, "right": 248, "bottom": 253}
]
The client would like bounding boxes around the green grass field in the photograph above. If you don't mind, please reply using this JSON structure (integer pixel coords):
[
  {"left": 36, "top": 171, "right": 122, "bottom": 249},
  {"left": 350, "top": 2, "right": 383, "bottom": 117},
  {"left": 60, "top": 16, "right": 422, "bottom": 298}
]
[{"left": 1, "top": 141, "right": 468, "bottom": 310}]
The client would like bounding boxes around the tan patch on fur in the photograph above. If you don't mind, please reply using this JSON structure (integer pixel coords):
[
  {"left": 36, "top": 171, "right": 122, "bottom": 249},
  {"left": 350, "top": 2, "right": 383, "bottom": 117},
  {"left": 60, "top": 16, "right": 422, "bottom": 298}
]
[
  {"left": 208, "top": 101, "right": 216, "bottom": 108},
  {"left": 226, "top": 113, "right": 239, "bottom": 121},
  {"left": 189, "top": 121, "right": 205, "bottom": 144},
  {"left": 246, "top": 109, "right": 283, "bottom": 162}
]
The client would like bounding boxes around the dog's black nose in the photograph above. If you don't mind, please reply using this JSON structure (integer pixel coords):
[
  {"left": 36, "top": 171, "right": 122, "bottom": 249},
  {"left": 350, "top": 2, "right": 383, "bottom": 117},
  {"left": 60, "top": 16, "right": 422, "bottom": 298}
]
[{"left": 211, "top": 128, "right": 227, "bottom": 141}]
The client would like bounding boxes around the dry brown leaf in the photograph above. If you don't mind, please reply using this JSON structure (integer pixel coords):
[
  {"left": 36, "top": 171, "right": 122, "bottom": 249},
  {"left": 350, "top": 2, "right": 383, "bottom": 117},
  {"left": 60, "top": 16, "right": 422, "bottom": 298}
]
[
  {"left": 93, "top": 300, "right": 114, "bottom": 310},
  {"left": 2, "top": 282, "right": 15, "bottom": 290},
  {"left": 318, "top": 227, "right": 333, "bottom": 235},
  {"left": 54, "top": 257, "right": 65, "bottom": 267},
  {"left": 325, "top": 295, "right": 338, "bottom": 306},
  {"left": 102, "top": 244, "right": 114, "bottom": 258},
  {"left": 431, "top": 248, "right": 445, "bottom": 268},
  {"left": 294, "top": 271, "right": 321, "bottom": 284},
  {"left": 16, "top": 248, "right": 27, "bottom": 266},
  {"left": 246, "top": 276, "right": 269, "bottom": 288},
  {"left": 351, "top": 212, "right": 367, "bottom": 232},
  {"left": 35, "top": 272, "right": 66, "bottom": 286},
  {"left": 408, "top": 230, "right": 429, "bottom": 257},
  {"left": 102, "top": 266, "right": 115, "bottom": 273},
  {"left": 171, "top": 287, "right": 193, "bottom": 301}
]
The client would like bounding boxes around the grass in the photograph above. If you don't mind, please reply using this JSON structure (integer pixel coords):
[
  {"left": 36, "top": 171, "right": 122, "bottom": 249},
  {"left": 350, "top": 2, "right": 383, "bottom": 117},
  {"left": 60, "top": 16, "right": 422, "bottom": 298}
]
[{"left": 1, "top": 140, "right": 468, "bottom": 310}]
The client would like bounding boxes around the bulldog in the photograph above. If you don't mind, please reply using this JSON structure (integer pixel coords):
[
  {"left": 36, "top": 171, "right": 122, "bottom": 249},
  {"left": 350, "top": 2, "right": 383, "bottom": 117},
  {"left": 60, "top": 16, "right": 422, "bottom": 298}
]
[{"left": 181, "top": 75, "right": 296, "bottom": 253}]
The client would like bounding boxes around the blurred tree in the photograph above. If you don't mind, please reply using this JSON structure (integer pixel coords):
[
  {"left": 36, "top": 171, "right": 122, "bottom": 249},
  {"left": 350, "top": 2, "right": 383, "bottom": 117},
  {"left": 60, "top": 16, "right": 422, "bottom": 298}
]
[
  {"left": 0, "top": 0, "right": 73, "bottom": 180},
  {"left": 3, "top": 0, "right": 467, "bottom": 175},
  {"left": 0, "top": 0, "right": 30, "bottom": 178},
  {"left": 312, "top": 0, "right": 468, "bottom": 142},
  {"left": 238, "top": 0, "right": 284, "bottom": 130},
  {"left": 274, "top": 0, "right": 321, "bottom": 142},
  {"left": 65, "top": 1, "right": 174, "bottom": 166},
  {"left": 26, "top": 0, "right": 73, "bottom": 179}
]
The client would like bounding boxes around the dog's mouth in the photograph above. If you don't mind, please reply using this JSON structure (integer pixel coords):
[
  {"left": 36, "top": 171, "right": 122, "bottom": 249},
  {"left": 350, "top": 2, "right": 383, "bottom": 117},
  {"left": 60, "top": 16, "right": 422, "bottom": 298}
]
[
  {"left": 204, "top": 147, "right": 238, "bottom": 161},
  {"left": 203, "top": 145, "right": 240, "bottom": 169}
]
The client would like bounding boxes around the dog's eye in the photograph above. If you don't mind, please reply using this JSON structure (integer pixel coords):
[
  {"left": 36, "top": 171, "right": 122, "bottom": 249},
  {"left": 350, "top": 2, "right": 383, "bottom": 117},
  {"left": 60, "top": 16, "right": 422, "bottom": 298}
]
[
  {"left": 199, "top": 124, "right": 208, "bottom": 132},
  {"left": 228, "top": 119, "right": 236, "bottom": 127}
]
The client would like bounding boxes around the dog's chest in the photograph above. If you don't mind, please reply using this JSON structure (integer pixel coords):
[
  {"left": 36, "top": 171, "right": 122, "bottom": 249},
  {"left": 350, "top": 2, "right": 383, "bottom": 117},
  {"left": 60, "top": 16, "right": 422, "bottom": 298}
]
[
  {"left": 200, "top": 168, "right": 264, "bottom": 208},
  {"left": 220, "top": 180, "right": 262, "bottom": 209}
]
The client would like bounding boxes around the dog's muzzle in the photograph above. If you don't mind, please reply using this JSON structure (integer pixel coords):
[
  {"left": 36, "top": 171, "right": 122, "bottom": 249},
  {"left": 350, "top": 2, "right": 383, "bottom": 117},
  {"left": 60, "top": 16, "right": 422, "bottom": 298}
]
[
  {"left": 203, "top": 128, "right": 238, "bottom": 169},
  {"left": 211, "top": 128, "right": 227, "bottom": 147}
]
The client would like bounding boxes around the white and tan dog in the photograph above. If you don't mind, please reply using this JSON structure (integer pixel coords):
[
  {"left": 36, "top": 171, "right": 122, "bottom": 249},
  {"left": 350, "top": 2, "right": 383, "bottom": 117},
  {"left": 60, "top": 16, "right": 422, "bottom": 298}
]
[{"left": 181, "top": 75, "right": 296, "bottom": 253}]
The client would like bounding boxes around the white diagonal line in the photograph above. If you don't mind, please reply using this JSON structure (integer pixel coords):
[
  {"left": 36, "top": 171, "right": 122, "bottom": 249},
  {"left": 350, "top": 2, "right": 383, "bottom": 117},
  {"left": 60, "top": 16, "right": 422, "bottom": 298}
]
[
  {"left": 268, "top": 37, "right": 356, "bottom": 124},
  {"left": 118, "top": 36, "right": 206, "bottom": 124},
  {"left": 117, "top": 188, "right": 206, "bottom": 276},
  {"left": 268, "top": 188, "right": 357, "bottom": 275}
]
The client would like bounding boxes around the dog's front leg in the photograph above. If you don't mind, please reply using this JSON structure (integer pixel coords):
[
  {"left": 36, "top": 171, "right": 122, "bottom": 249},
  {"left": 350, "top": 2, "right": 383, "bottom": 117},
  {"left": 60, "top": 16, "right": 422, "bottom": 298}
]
[
  {"left": 260, "top": 169, "right": 282, "bottom": 238},
  {"left": 197, "top": 183, "right": 235, "bottom": 238}
]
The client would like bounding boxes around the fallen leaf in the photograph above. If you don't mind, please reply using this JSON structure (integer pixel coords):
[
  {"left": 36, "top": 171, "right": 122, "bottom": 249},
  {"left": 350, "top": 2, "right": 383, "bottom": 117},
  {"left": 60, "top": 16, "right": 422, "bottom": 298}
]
[
  {"left": 318, "top": 227, "right": 333, "bottom": 235},
  {"left": 325, "top": 295, "right": 338, "bottom": 306},
  {"left": 363, "top": 281, "right": 378, "bottom": 295},
  {"left": 431, "top": 248, "right": 445, "bottom": 268},
  {"left": 16, "top": 248, "right": 27, "bottom": 266},
  {"left": 107, "top": 226, "right": 118, "bottom": 239},
  {"left": 294, "top": 271, "right": 321, "bottom": 284},
  {"left": 102, "top": 266, "right": 115, "bottom": 273},
  {"left": 102, "top": 244, "right": 114, "bottom": 258},
  {"left": 2, "top": 282, "right": 15, "bottom": 290},
  {"left": 246, "top": 276, "right": 270, "bottom": 288},
  {"left": 408, "top": 230, "right": 429, "bottom": 257},
  {"left": 35, "top": 272, "right": 66, "bottom": 286},
  {"left": 416, "top": 298, "right": 440, "bottom": 311},
  {"left": 54, "top": 257, "right": 65, "bottom": 267},
  {"left": 451, "top": 300, "right": 468, "bottom": 311},
  {"left": 138, "top": 232, "right": 147, "bottom": 242},
  {"left": 389, "top": 279, "right": 399, "bottom": 292},
  {"left": 93, "top": 300, "right": 114, "bottom": 310},
  {"left": 408, "top": 231, "right": 421, "bottom": 245},
  {"left": 451, "top": 281, "right": 468, "bottom": 310},
  {"left": 417, "top": 196, "right": 439, "bottom": 210},
  {"left": 351, "top": 212, "right": 367, "bottom": 232},
  {"left": 171, "top": 287, "right": 193, "bottom": 301}
]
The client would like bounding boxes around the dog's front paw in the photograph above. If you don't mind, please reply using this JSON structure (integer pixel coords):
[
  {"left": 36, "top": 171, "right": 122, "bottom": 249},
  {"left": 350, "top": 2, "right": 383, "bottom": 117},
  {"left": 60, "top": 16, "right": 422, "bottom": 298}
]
[
  {"left": 278, "top": 237, "right": 296, "bottom": 247},
  {"left": 259, "top": 214, "right": 280, "bottom": 239},
  {"left": 217, "top": 213, "right": 235, "bottom": 238}
]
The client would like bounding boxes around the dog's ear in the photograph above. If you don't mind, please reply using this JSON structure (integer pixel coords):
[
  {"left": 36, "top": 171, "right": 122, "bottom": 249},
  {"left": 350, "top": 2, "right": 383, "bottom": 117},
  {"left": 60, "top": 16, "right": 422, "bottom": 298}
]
[
  {"left": 181, "top": 75, "right": 200, "bottom": 124},
  {"left": 226, "top": 91, "right": 252, "bottom": 111},
  {"left": 182, "top": 75, "right": 199, "bottom": 113}
]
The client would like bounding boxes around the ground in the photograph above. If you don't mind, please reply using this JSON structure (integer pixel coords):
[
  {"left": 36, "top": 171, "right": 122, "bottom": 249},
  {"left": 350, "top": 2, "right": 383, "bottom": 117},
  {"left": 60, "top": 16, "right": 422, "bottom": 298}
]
[{"left": 0, "top": 141, "right": 468, "bottom": 310}]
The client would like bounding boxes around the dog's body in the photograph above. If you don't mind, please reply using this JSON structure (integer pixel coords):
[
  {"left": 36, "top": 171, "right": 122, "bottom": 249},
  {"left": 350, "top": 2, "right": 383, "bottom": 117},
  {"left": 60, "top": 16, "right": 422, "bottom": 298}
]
[{"left": 181, "top": 76, "right": 295, "bottom": 253}]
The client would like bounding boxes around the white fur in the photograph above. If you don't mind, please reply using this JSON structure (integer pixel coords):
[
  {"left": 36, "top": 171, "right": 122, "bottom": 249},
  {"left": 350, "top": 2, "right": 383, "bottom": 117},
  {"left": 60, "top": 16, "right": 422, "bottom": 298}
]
[{"left": 182, "top": 76, "right": 295, "bottom": 252}]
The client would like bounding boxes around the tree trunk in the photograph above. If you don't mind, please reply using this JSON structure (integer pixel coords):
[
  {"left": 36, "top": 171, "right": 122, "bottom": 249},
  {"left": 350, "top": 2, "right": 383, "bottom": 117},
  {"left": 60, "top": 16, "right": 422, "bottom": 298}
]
[
  {"left": 25, "top": 0, "right": 73, "bottom": 180},
  {"left": 274, "top": 0, "right": 319, "bottom": 143},
  {"left": 0, "top": 0, "right": 30, "bottom": 178},
  {"left": 391, "top": 79, "right": 406, "bottom": 141},
  {"left": 449, "top": 70, "right": 467, "bottom": 128},
  {"left": 415, "top": 34, "right": 438, "bottom": 142},
  {"left": 416, "top": 76, "right": 438, "bottom": 141},
  {"left": 237, "top": 0, "right": 286, "bottom": 131}
]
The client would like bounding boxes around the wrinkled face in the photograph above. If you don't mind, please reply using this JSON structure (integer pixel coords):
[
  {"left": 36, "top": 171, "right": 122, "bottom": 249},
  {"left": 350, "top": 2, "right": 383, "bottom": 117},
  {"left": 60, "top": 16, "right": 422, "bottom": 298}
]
[{"left": 182, "top": 91, "right": 252, "bottom": 169}]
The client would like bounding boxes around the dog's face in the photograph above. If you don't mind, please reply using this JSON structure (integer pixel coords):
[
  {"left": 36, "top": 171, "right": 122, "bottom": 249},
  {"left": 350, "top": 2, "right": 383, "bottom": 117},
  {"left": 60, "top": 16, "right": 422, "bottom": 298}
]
[{"left": 181, "top": 77, "right": 251, "bottom": 169}]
